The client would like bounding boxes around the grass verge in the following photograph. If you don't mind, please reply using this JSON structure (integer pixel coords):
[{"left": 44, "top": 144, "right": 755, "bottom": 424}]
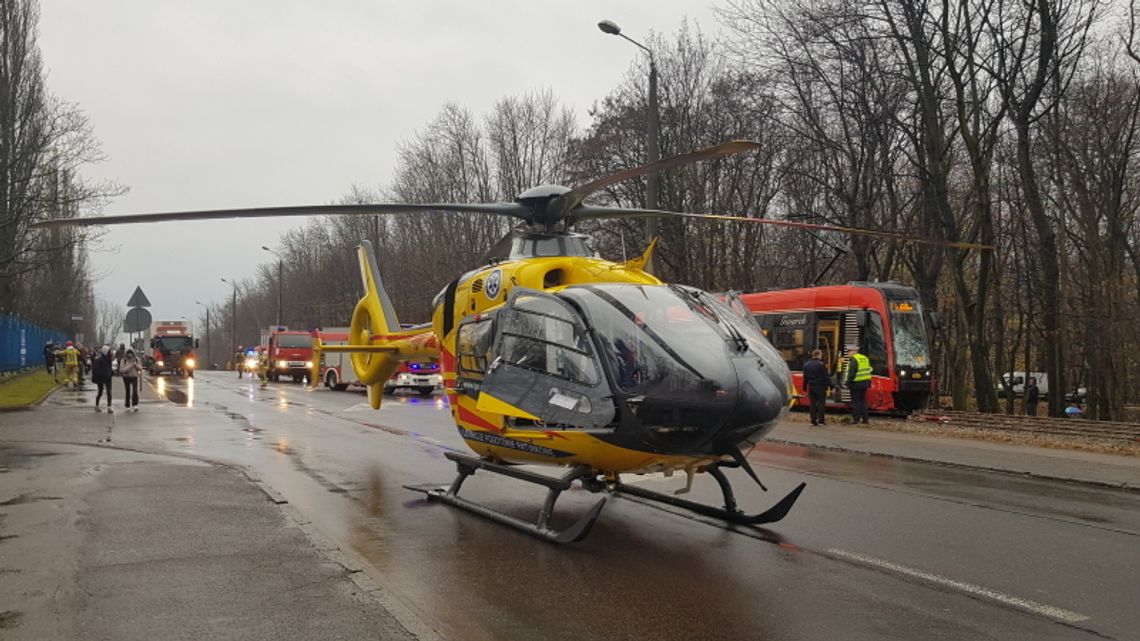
[{"left": 0, "top": 370, "right": 59, "bottom": 410}]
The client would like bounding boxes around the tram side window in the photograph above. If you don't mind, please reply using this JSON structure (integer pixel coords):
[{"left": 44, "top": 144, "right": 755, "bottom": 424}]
[{"left": 772, "top": 328, "right": 808, "bottom": 370}]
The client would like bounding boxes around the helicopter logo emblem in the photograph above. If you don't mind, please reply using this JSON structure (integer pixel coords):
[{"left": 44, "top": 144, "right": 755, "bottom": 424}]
[{"left": 484, "top": 269, "right": 503, "bottom": 299}]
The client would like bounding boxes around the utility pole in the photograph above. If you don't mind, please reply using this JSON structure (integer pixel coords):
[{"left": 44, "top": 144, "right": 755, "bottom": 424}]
[
  {"left": 599, "top": 19, "right": 660, "bottom": 272},
  {"left": 195, "top": 301, "right": 211, "bottom": 368},
  {"left": 221, "top": 278, "right": 238, "bottom": 365},
  {"left": 262, "top": 246, "right": 283, "bottom": 326}
]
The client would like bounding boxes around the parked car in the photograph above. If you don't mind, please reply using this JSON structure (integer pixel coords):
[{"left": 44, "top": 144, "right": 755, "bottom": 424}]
[{"left": 996, "top": 371, "right": 1086, "bottom": 402}]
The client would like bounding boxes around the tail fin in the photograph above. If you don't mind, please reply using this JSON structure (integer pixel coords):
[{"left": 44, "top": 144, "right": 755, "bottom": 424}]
[
  {"left": 358, "top": 240, "right": 400, "bottom": 332},
  {"left": 342, "top": 241, "right": 441, "bottom": 408},
  {"left": 349, "top": 240, "right": 404, "bottom": 407}
]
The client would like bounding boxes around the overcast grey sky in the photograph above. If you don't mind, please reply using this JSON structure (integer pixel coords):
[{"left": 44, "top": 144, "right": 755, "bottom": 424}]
[{"left": 37, "top": 1, "right": 723, "bottom": 332}]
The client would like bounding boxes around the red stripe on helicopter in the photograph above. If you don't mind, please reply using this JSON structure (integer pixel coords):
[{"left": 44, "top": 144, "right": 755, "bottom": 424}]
[{"left": 457, "top": 405, "right": 503, "bottom": 433}]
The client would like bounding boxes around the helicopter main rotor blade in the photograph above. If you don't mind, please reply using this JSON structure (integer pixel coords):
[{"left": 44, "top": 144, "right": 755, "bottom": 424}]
[
  {"left": 31, "top": 202, "right": 532, "bottom": 229},
  {"left": 547, "top": 140, "right": 762, "bottom": 221},
  {"left": 571, "top": 206, "right": 993, "bottom": 250}
]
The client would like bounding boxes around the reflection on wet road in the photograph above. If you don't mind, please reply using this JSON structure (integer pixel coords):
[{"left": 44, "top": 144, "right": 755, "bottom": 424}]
[{"left": 128, "top": 371, "right": 1139, "bottom": 641}]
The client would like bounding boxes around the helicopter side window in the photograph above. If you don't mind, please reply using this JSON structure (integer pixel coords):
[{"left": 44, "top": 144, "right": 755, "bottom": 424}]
[
  {"left": 457, "top": 316, "right": 496, "bottom": 376},
  {"left": 499, "top": 294, "right": 599, "bottom": 386}
]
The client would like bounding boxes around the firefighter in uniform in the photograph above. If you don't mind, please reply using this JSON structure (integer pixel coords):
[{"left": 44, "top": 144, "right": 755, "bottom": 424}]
[
  {"left": 844, "top": 344, "right": 873, "bottom": 424},
  {"left": 57, "top": 341, "right": 81, "bottom": 388},
  {"left": 256, "top": 347, "right": 270, "bottom": 388},
  {"left": 235, "top": 345, "right": 245, "bottom": 378}
]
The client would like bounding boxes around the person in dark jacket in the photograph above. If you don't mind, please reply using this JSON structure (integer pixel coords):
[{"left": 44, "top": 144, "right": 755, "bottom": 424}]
[
  {"left": 92, "top": 345, "right": 114, "bottom": 413},
  {"left": 802, "top": 349, "right": 831, "bottom": 426},
  {"left": 1025, "top": 377, "right": 1040, "bottom": 417},
  {"left": 43, "top": 341, "right": 56, "bottom": 377}
]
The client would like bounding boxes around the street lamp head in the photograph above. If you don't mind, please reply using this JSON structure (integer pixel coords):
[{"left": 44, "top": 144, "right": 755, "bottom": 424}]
[{"left": 598, "top": 19, "right": 621, "bottom": 35}]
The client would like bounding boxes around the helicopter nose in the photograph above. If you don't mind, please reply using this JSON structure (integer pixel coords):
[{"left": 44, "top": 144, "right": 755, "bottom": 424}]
[{"left": 719, "top": 357, "right": 788, "bottom": 447}]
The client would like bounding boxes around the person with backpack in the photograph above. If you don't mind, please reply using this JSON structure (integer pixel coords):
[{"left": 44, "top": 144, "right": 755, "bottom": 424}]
[{"left": 92, "top": 346, "right": 115, "bottom": 413}]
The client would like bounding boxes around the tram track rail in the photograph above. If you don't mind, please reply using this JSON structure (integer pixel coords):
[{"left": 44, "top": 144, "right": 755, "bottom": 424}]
[{"left": 912, "top": 410, "right": 1140, "bottom": 444}]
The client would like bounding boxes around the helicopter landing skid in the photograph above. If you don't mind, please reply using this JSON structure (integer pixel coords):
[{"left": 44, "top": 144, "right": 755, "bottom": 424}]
[
  {"left": 404, "top": 451, "right": 607, "bottom": 544},
  {"left": 614, "top": 466, "right": 806, "bottom": 526}
]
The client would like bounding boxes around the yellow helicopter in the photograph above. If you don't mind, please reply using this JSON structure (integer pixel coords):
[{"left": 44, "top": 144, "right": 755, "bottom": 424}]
[{"left": 37, "top": 141, "right": 983, "bottom": 543}]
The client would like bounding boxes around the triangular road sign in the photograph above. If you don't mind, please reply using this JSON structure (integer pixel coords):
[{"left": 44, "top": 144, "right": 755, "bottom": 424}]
[{"left": 127, "top": 286, "right": 151, "bottom": 308}]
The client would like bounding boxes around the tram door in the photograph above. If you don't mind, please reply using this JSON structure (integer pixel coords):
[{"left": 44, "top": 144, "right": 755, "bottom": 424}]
[{"left": 816, "top": 318, "right": 840, "bottom": 372}]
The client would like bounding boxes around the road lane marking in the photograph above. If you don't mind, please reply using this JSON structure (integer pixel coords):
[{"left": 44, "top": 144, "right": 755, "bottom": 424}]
[{"left": 827, "top": 548, "right": 1089, "bottom": 623}]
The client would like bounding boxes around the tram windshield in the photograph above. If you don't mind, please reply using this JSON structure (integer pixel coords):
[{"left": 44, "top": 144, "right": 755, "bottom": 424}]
[
  {"left": 889, "top": 300, "right": 929, "bottom": 369},
  {"left": 560, "top": 284, "right": 747, "bottom": 393}
]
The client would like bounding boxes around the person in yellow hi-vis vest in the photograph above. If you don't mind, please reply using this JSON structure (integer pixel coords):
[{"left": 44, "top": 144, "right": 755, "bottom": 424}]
[
  {"left": 57, "top": 341, "right": 81, "bottom": 388},
  {"left": 844, "top": 344, "right": 873, "bottom": 424}
]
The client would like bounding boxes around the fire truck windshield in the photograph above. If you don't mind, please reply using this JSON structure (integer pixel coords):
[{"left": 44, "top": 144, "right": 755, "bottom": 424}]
[
  {"left": 155, "top": 336, "right": 193, "bottom": 352},
  {"left": 276, "top": 334, "right": 312, "bottom": 348}
]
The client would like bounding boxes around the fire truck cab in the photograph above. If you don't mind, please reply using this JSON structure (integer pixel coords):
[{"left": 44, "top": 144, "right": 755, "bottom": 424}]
[
  {"left": 263, "top": 326, "right": 315, "bottom": 383},
  {"left": 147, "top": 320, "right": 199, "bottom": 377}
]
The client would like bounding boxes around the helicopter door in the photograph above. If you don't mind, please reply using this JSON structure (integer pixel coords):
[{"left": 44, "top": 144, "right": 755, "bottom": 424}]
[{"left": 479, "top": 289, "right": 615, "bottom": 429}]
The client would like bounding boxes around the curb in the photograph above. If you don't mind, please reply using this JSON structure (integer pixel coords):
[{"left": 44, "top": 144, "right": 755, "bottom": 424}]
[{"left": 764, "top": 437, "right": 1140, "bottom": 493}]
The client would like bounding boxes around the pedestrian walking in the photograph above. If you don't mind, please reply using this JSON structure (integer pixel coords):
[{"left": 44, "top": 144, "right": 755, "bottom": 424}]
[
  {"left": 92, "top": 346, "right": 114, "bottom": 413},
  {"left": 802, "top": 349, "right": 831, "bottom": 426},
  {"left": 235, "top": 345, "right": 245, "bottom": 378},
  {"left": 1024, "top": 376, "right": 1040, "bottom": 417},
  {"left": 844, "top": 344, "right": 873, "bottom": 425},
  {"left": 120, "top": 349, "right": 142, "bottom": 411}
]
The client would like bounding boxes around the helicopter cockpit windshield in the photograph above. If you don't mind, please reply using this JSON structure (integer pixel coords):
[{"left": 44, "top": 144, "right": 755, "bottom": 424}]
[
  {"left": 479, "top": 283, "right": 789, "bottom": 443},
  {"left": 560, "top": 284, "right": 742, "bottom": 395}
]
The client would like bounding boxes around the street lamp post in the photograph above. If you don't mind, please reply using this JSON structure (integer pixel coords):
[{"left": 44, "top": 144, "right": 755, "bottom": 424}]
[
  {"left": 195, "top": 300, "right": 211, "bottom": 368},
  {"left": 261, "top": 246, "right": 283, "bottom": 327},
  {"left": 598, "top": 19, "right": 660, "bottom": 254},
  {"left": 221, "top": 278, "right": 238, "bottom": 366}
]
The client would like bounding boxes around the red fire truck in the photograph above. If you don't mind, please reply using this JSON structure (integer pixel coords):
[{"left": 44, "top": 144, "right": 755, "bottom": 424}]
[
  {"left": 147, "top": 320, "right": 199, "bottom": 377},
  {"left": 261, "top": 326, "right": 315, "bottom": 383}
]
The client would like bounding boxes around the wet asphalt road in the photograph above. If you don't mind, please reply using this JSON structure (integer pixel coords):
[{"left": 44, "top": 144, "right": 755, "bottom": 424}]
[{"left": 119, "top": 372, "right": 1139, "bottom": 640}]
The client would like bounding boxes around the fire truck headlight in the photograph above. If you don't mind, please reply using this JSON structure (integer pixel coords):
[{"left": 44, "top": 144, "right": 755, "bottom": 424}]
[
  {"left": 899, "top": 369, "right": 907, "bottom": 377},
  {"left": 185, "top": 358, "right": 196, "bottom": 368},
  {"left": 305, "top": 361, "right": 313, "bottom": 369},
  {"left": 156, "top": 360, "right": 164, "bottom": 367},
  {"left": 277, "top": 360, "right": 287, "bottom": 369}
]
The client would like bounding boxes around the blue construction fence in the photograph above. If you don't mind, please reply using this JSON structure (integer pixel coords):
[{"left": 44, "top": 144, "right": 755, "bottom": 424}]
[{"left": 0, "top": 314, "right": 69, "bottom": 374}]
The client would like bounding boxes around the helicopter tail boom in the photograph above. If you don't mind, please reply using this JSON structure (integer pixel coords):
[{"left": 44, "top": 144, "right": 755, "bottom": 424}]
[{"left": 320, "top": 240, "right": 440, "bottom": 408}]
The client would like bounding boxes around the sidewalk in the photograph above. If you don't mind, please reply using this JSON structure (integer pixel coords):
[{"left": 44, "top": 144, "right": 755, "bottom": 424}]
[
  {"left": 0, "top": 383, "right": 419, "bottom": 641},
  {"left": 765, "top": 418, "right": 1140, "bottom": 490}
]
